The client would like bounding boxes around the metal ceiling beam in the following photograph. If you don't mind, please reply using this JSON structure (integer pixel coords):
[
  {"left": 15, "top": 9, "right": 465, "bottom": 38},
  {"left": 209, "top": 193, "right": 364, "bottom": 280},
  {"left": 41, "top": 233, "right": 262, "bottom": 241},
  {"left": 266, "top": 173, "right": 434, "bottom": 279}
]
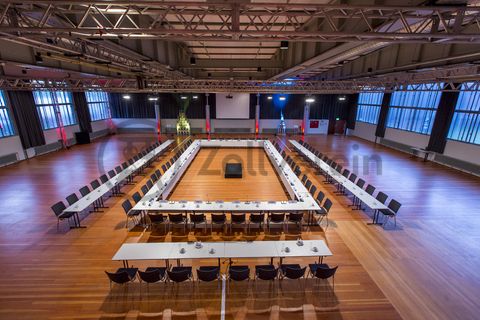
[{"left": 0, "top": 2, "right": 479, "bottom": 43}]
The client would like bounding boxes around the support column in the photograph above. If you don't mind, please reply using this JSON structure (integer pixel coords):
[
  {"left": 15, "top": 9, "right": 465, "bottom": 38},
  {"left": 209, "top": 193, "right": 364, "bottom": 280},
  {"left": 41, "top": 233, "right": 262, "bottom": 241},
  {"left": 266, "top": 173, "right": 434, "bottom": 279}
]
[
  {"left": 302, "top": 102, "right": 310, "bottom": 135},
  {"left": 255, "top": 93, "right": 260, "bottom": 134},
  {"left": 154, "top": 101, "right": 161, "bottom": 141},
  {"left": 205, "top": 93, "right": 211, "bottom": 135},
  {"left": 51, "top": 92, "right": 67, "bottom": 148},
  {"left": 375, "top": 92, "right": 392, "bottom": 142}
]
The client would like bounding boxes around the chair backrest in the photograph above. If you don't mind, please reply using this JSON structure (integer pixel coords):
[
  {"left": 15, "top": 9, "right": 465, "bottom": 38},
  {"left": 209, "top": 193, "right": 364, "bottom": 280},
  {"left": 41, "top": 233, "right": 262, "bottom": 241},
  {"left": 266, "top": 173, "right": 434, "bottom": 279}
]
[
  {"left": 356, "top": 178, "right": 366, "bottom": 189},
  {"left": 146, "top": 180, "right": 153, "bottom": 189},
  {"left": 141, "top": 185, "right": 149, "bottom": 196},
  {"left": 99, "top": 174, "right": 109, "bottom": 184},
  {"left": 166, "top": 162, "right": 171, "bottom": 168},
  {"left": 301, "top": 175, "right": 307, "bottom": 184},
  {"left": 148, "top": 213, "right": 166, "bottom": 223},
  {"left": 105, "top": 270, "right": 131, "bottom": 284},
  {"left": 197, "top": 267, "right": 220, "bottom": 282},
  {"left": 51, "top": 201, "right": 66, "bottom": 217},
  {"left": 288, "top": 212, "right": 304, "bottom": 222},
  {"left": 281, "top": 151, "right": 286, "bottom": 158},
  {"left": 229, "top": 267, "right": 250, "bottom": 281},
  {"left": 323, "top": 198, "right": 333, "bottom": 213},
  {"left": 309, "top": 185, "right": 317, "bottom": 197},
  {"left": 348, "top": 173, "right": 357, "bottom": 183},
  {"left": 167, "top": 269, "right": 191, "bottom": 283},
  {"left": 79, "top": 186, "right": 90, "bottom": 197},
  {"left": 249, "top": 213, "right": 265, "bottom": 223},
  {"left": 128, "top": 158, "right": 134, "bottom": 165},
  {"left": 342, "top": 169, "right": 350, "bottom": 178},
  {"left": 132, "top": 192, "right": 142, "bottom": 204},
  {"left": 314, "top": 265, "right": 338, "bottom": 280},
  {"left": 211, "top": 213, "right": 226, "bottom": 223},
  {"left": 366, "top": 184, "right": 376, "bottom": 195},
  {"left": 305, "top": 180, "right": 312, "bottom": 190},
  {"left": 316, "top": 191, "right": 325, "bottom": 205},
  {"left": 122, "top": 162, "right": 128, "bottom": 170},
  {"left": 388, "top": 199, "right": 402, "bottom": 213},
  {"left": 150, "top": 174, "right": 158, "bottom": 182},
  {"left": 294, "top": 168, "right": 301, "bottom": 177},
  {"left": 162, "top": 164, "right": 168, "bottom": 173},
  {"left": 336, "top": 165, "right": 343, "bottom": 173},
  {"left": 376, "top": 192, "right": 388, "bottom": 204},
  {"left": 66, "top": 193, "right": 79, "bottom": 206},
  {"left": 115, "top": 166, "right": 122, "bottom": 174},
  {"left": 190, "top": 213, "right": 206, "bottom": 223},
  {"left": 270, "top": 212, "right": 285, "bottom": 223},
  {"left": 108, "top": 170, "right": 116, "bottom": 179},
  {"left": 121, "top": 199, "right": 132, "bottom": 215},
  {"left": 155, "top": 169, "right": 161, "bottom": 178},
  {"left": 231, "top": 213, "right": 246, "bottom": 223},
  {"left": 284, "top": 266, "right": 306, "bottom": 280},
  {"left": 138, "top": 269, "right": 162, "bottom": 283},
  {"left": 256, "top": 267, "right": 277, "bottom": 280},
  {"left": 168, "top": 213, "right": 184, "bottom": 223},
  {"left": 90, "top": 179, "right": 100, "bottom": 190}
]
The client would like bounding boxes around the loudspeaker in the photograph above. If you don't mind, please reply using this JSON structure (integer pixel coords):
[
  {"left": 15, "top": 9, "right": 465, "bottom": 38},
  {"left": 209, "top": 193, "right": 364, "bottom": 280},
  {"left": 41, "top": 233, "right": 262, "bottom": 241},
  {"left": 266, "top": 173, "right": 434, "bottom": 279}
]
[{"left": 75, "top": 131, "right": 91, "bottom": 144}]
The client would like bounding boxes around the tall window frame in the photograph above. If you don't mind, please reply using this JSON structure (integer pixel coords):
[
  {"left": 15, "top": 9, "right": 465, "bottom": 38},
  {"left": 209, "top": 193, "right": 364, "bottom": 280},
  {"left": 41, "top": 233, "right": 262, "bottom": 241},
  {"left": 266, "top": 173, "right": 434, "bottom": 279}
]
[
  {"left": 33, "top": 91, "right": 77, "bottom": 130},
  {"left": 0, "top": 90, "right": 15, "bottom": 138},
  {"left": 356, "top": 91, "right": 384, "bottom": 124},
  {"left": 447, "top": 82, "right": 480, "bottom": 145},
  {"left": 386, "top": 83, "right": 443, "bottom": 135},
  {"left": 85, "top": 91, "right": 111, "bottom": 121}
]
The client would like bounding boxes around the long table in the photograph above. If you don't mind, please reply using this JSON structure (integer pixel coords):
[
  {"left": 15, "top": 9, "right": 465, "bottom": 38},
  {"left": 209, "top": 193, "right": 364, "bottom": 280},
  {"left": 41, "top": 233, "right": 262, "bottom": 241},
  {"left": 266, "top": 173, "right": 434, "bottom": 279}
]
[
  {"left": 63, "top": 139, "right": 173, "bottom": 226},
  {"left": 133, "top": 139, "right": 320, "bottom": 214},
  {"left": 290, "top": 140, "right": 388, "bottom": 213},
  {"left": 112, "top": 240, "right": 332, "bottom": 267}
]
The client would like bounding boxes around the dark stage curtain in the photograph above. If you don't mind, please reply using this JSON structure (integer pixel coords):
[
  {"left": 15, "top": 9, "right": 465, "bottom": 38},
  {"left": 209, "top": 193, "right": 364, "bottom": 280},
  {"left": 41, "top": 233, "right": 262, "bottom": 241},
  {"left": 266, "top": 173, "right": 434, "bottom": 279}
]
[
  {"left": 346, "top": 93, "right": 359, "bottom": 130},
  {"left": 427, "top": 90, "right": 459, "bottom": 153},
  {"left": 7, "top": 90, "right": 45, "bottom": 149},
  {"left": 375, "top": 93, "right": 392, "bottom": 138},
  {"left": 72, "top": 92, "right": 92, "bottom": 132}
]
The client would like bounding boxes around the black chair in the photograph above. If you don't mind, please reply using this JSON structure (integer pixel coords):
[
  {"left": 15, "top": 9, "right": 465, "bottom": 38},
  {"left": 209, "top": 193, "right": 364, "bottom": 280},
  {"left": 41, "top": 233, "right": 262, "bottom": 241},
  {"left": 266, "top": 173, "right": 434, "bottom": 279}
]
[
  {"left": 99, "top": 174, "right": 109, "bottom": 184},
  {"left": 150, "top": 173, "right": 158, "bottom": 183},
  {"left": 294, "top": 168, "right": 301, "bottom": 177},
  {"left": 230, "top": 213, "right": 247, "bottom": 233},
  {"left": 90, "top": 179, "right": 100, "bottom": 190},
  {"left": 301, "top": 174, "right": 307, "bottom": 184},
  {"left": 51, "top": 201, "right": 77, "bottom": 230},
  {"left": 167, "top": 266, "right": 193, "bottom": 283},
  {"left": 365, "top": 184, "right": 376, "bottom": 195},
  {"left": 210, "top": 213, "right": 227, "bottom": 233},
  {"left": 141, "top": 184, "right": 149, "bottom": 196},
  {"left": 309, "top": 185, "right": 317, "bottom": 197},
  {"left": 122, "top": 162, "right": 128, "bottom": 170},
  {"left": 132, "top": 191, "right": 142, "bottom": 204},
  {"left": 196, "top": 266, "right": 220, "bottom": 282},
  {"left": 279, "top": 264, "right": 307, "bottom": 281},
  {"left": 138, "top": 267, "right": 166, "bottom": 287},
  {"left": 267, "top": 212, "right": 285, "bottom": 232},
  {"left": 305, "top": 180, "right": 312, "bottom": 191},
  {"left": 255, "top": 265, "right": 278, "bottom": 281},
  {"left": 190, "top": 213, "right": 208, "bottom": 232},
  {"left": 66, "top": 193, "right": 79, "bottom": 206},
  {"left": 115, "top": 166, "right": 123, "bottom": 174},
  {"left": 315, "top": 198, "right": 332, "bottom": 230},
  {"left": 122, "top": 199, "right": 141, "bottom": 229},
  {"left": 162, "top": 164, "right": 168, "bottom": 173},
  {"left": 166, "top": 162, "right": 171, "bottom": 169},
  {"left": 248, "top": 213, "right": 265, "bottom": 232},
  {"left": 315, "top": 191, "right": 325, "bottom": 205},
  {"left": 285, "top": 212, "right": 304, "bottom": 232},
  {"left": 155, "top": 169, "right": 161, "bottom": 178},
  {"left": 168, "top": 213, "right": 187, "bottom": 233},
  {"left": 356, "top": 178, "right": 366, "bottom": 189},
  {"left": 148, "top": 213, "right": 167, "bottom": 233},
  {"left": 108, "top": 170, "right": 116, "bottom": 179},
  {"left": 228, "top": 266, "right": 250, "bottom": 282},
  {"left": 146, "top": 180, "right": 153, "bottom": 190},
  {"left": 308, "top": 264, "right": 338, "bottom": 290},
  {"left": 79, "top": 185, "right": 90, "bottom": 197},
  {"left": 378, "top": 199, "right": 402, "bottom": 227},
  {"left": 105, "top": 268, "right": 138, "bottom": 289}
]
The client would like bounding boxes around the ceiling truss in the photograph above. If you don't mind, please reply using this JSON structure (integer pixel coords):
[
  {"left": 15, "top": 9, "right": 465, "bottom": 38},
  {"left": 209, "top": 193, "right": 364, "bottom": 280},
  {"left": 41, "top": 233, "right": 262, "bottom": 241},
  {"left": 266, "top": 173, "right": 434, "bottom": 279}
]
[{"left": 0, "top": 2, "right": 479, "bottom": 43}]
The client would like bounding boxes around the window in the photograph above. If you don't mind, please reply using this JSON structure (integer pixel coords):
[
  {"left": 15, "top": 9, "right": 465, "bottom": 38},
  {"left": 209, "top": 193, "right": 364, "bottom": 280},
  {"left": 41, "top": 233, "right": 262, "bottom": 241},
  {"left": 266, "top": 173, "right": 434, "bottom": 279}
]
[
  {"left": 33, "top": 91, "right": 76, "bottom": 130},
  {"left": 0, "top": 91, "right": 15, "bottom": 138},
  {"left": 356, "top": 91, "right": 384, "bottom": 124},
  {"left": 387, "top": 83, "right": 442, "bottom": 134},
  {"left": 85, "top": 91, "right": 111, "bottom": 121},
  {"left": 447, "top": 82, "right": 480, "bottom": 145}
]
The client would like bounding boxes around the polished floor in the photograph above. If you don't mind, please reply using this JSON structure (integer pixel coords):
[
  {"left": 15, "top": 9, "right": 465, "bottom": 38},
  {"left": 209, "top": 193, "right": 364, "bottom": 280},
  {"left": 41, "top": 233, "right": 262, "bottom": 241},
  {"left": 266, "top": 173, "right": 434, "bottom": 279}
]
[{"left": 0, "top": 133, "right": 478, "bottom": 319}]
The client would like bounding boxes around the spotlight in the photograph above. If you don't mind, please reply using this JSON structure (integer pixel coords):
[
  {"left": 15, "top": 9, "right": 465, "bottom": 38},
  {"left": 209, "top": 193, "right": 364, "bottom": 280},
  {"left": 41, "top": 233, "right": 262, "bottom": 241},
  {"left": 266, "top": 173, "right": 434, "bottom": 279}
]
[
  {"left": 192, "top": 95, "right": 198, "bottom": 100},
  {"left": 122, "top": 95, "right": 131, "bottom": 100},
  {"left": 267, "top": 96, "right": 273, "bottom": 100},
  {"left": 181, "top": 96, "right": 187, "bottom": 100},
  {"left": 338, "top": 96, "right": 346, "bottom": 101},
  {"left": 280, "top": 41, "right": 289, "bottom": 50},
  {"left": 305, "top": 97, "right": 315, "bottom": 103},
  {"left": 190, "top": 57, "right": 196, "bottom": 65},
  {"left": 279, "top": 96, "right": 286, "bottom": 101},
  {"left": 257, "top": 66, "right": 262, "bottom": 72},
  {"left": 148, "top": 97, "right": 158, "bottom": 101},
  {"left": 35, "top": 53, "right": 43, "bottom": 64}
]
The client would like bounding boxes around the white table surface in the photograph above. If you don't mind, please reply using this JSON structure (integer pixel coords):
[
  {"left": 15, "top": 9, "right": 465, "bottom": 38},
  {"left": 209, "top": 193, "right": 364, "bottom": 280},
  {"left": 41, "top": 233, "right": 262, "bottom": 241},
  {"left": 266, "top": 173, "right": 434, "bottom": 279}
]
[
  {"left": 112, "top": 240, "right": 332, "bottom": 261},
  {"left": 64, "top": 140, "right": 173, "bottom": 213},
  {"left": 133, "top": 139, "right": 320, "bottom": 213},
  {"left": 290, "top": 140, "right": 388, "bottom": 210}
]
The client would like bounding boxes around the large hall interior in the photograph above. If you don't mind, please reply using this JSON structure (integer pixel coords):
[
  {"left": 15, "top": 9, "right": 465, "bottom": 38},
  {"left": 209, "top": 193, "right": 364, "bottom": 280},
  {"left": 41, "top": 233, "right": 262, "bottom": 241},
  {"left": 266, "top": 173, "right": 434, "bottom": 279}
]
[{"left": 0, "top": 1, "right": 479, "bottom": 319}]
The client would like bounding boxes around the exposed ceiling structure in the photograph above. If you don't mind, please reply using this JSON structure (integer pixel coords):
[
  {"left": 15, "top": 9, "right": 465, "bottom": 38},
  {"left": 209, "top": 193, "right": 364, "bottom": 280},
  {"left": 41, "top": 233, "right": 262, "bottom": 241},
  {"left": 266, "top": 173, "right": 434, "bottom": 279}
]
[{"left": 0, "top": 0, "right": 479, "bottom": 92}]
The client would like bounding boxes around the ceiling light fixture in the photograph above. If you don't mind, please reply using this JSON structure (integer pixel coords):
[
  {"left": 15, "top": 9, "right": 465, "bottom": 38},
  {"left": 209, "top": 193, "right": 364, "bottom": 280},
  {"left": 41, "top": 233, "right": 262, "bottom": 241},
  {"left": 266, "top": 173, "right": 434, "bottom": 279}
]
[
  {"left": 181, "top": 96, "right": 187, "bottom": 100},
  {"left": 280, "top": 41, "right": 289, "bottom": 50},
  {"left": 279, "top": 96, "right": 286, "bottom": 101},
  {"left": 305, "top": 97, "right": 315, "bottom": 103},
  {"left": 122, "top": 95, "right": 131, "bottom": 100},
  {"left": 267, "top": 96, "right": 273, "bottom": 100}
]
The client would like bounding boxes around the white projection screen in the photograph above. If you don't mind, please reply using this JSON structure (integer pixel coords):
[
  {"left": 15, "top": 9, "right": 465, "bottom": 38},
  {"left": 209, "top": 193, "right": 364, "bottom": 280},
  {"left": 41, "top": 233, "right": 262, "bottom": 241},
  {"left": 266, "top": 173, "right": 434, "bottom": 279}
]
[{"left": 215, "top": 93, "right": 250, "bottom": 119}]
